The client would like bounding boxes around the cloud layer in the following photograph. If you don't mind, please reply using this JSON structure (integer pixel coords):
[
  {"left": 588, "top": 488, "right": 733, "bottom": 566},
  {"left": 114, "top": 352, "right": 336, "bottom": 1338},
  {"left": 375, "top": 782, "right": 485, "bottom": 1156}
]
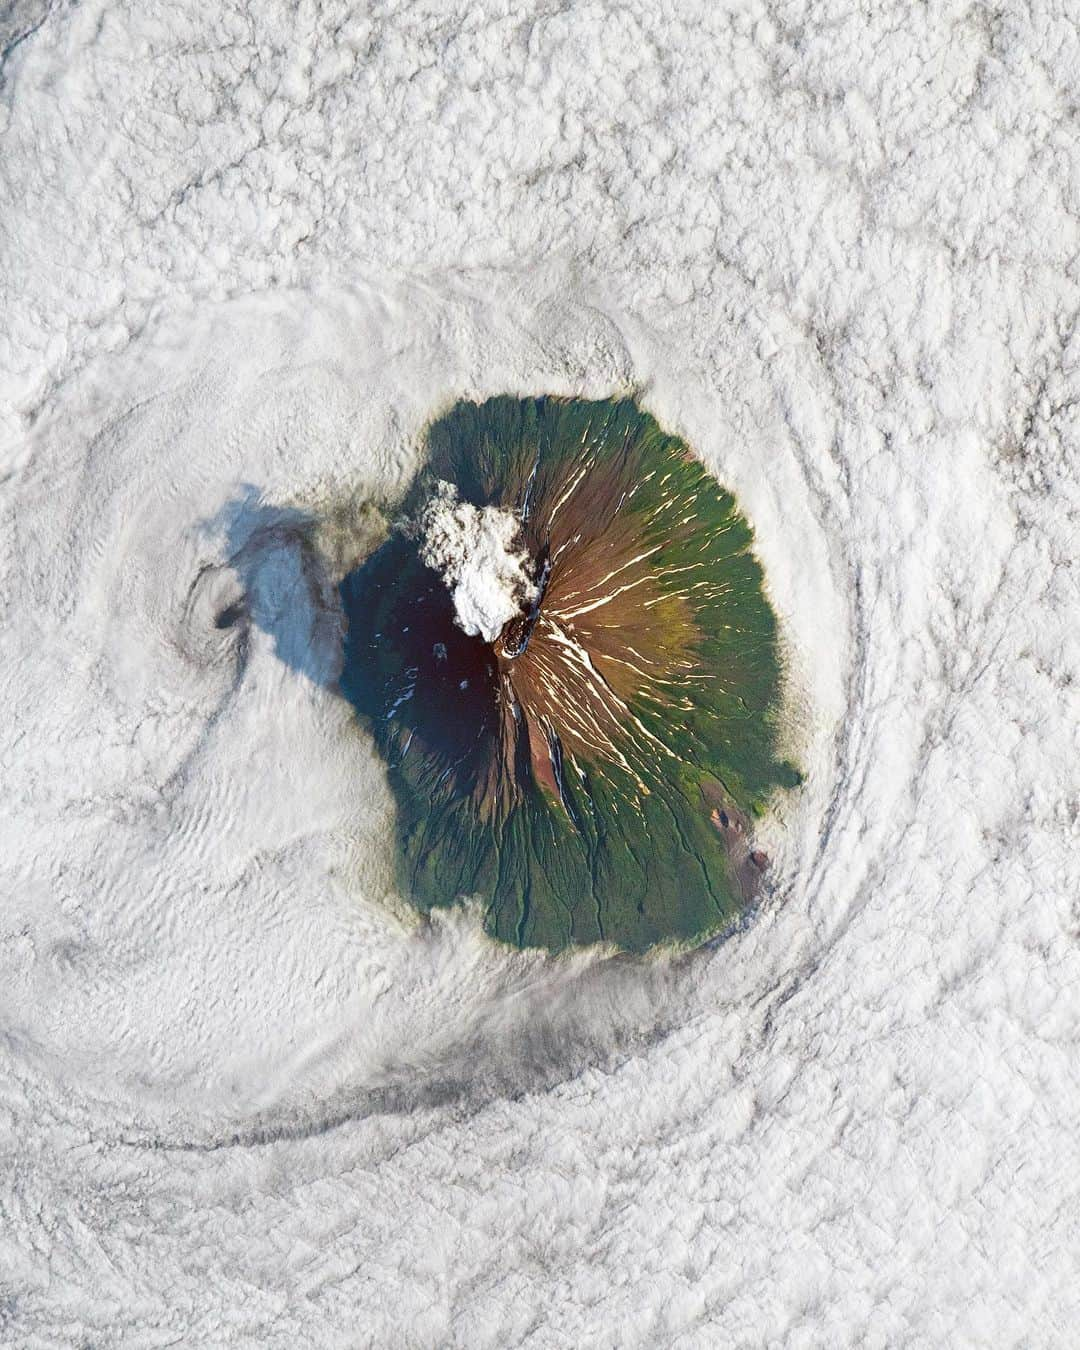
[{"left": 1, "top": 1, "right": 1078, "bottom": 1346}]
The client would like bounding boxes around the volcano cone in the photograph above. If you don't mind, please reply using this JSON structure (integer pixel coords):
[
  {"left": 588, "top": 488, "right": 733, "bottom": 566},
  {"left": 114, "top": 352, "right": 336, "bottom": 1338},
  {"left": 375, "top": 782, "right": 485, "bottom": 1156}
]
[{"left": 341, "top": 396, "right": 800, "bottom": 952}]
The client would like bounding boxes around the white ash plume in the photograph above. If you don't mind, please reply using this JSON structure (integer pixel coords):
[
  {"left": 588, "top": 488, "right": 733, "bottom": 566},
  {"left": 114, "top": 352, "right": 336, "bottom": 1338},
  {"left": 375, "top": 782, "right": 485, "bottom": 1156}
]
[{"left": 415, "top": 480, "right": 538, "bottom": 642}]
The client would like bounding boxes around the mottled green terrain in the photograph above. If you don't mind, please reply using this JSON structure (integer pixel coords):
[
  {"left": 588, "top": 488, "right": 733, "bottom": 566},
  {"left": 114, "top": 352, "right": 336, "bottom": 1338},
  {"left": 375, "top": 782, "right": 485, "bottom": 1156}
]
[{"left": 340, "top": 396, "right": 799, "bottom": 952}]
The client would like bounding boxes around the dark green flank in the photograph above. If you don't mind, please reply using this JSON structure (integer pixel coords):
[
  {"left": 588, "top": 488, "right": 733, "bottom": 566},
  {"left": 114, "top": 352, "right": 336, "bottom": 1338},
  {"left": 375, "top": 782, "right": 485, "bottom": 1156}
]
[{"left": 340, "top": 396, "right": 800, "bottom": 953}]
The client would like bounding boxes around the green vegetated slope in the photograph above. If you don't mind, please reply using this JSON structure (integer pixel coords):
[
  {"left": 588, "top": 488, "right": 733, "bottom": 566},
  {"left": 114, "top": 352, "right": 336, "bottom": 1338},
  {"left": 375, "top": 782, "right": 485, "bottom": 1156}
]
[{"left": 340, "top": 396, "right": 799, "bottom": 953}]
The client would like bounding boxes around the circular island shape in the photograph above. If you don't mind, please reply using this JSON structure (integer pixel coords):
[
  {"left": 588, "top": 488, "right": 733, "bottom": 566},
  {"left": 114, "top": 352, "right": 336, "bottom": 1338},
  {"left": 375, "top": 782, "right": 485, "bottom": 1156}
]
[{"left": 341, "top": 396, "right": 800, "bottom": 953}]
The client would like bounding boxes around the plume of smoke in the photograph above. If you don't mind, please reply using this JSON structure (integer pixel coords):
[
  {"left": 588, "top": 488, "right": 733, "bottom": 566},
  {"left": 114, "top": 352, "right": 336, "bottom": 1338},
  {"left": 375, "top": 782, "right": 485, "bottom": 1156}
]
[{"left": 416, "top": 480, "right": 538, "bottom": 642}]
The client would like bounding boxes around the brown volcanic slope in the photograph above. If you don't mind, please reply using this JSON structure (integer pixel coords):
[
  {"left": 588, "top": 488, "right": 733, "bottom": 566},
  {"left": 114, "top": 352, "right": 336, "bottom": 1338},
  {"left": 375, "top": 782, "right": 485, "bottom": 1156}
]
[
  {"left": 340, "top": 396, "right": 799, "bottom": 953},
  {"left": 490, "top": 441, "right": 709, "bottom": 816}
]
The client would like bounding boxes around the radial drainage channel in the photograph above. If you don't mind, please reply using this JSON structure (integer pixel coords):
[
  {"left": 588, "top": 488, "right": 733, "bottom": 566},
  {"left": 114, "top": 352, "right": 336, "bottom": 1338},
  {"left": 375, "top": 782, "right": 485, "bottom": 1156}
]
[{"left": 339, "top": 395, "right": 801, "bottom": 954}]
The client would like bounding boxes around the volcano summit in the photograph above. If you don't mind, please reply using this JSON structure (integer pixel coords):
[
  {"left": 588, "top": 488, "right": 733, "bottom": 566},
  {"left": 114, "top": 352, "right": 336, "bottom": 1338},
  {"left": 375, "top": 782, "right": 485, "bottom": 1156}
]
[{"left": 341, "top": 396, "right": 800, "bottom": 953}]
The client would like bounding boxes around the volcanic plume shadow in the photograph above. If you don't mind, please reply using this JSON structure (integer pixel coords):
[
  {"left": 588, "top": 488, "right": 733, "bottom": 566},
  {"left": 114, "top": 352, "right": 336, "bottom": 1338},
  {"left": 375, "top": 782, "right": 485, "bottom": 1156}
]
[{"left": 202, "top": 485, "right": 344, "bottom": 689}]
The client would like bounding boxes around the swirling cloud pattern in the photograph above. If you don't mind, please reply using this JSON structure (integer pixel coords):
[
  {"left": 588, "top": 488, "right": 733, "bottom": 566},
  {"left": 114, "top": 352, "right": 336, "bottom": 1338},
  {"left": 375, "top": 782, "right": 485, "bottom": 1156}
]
[{"left": 1, "top": 1, "right": 1078, "bottom": 1345}]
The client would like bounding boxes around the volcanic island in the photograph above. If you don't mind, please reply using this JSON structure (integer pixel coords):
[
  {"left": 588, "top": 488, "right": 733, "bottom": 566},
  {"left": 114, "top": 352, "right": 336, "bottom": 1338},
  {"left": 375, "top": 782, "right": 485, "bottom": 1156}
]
[{"left": 340, "top": 396, "right": 800, "bottom": 953}]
